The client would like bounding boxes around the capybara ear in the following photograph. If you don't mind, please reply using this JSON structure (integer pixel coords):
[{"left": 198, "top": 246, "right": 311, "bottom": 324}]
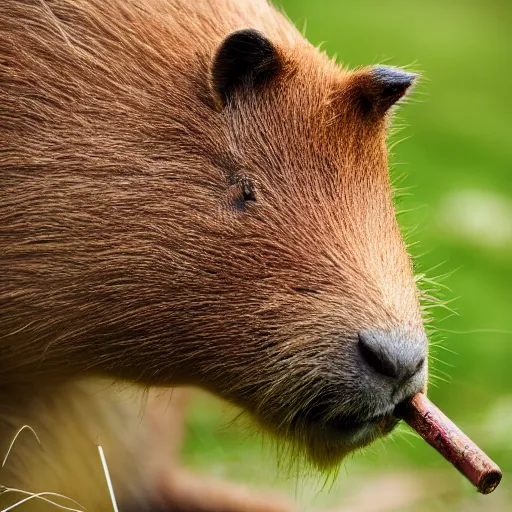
[
  {"left": 370, "top": 66, "right": 418, "bottom": 112},
  {"left": 210, "top": 28, "right": 281, "bottom": 108},
  {"left": 347, "top": 65, "right": 418, "bottom": 119}
]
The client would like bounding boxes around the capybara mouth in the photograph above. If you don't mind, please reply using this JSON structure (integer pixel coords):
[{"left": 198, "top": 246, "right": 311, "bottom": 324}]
[
  {"left": 311, "top": 410, "right": 399, "bottom": 441},
  {"left": 329, "top": 412, "right": 399, "bottom": 437},
  {"left": 290, "top": 403, "right": 401, "bottom": 468},
  {"left": 295, "top": 400, "right": 399, "bottom": 435}
]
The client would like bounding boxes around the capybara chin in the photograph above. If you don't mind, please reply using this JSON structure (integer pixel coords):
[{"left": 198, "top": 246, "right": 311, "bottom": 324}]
[{"left": 1, "top": 0, "right": 428, "bottom": 507}]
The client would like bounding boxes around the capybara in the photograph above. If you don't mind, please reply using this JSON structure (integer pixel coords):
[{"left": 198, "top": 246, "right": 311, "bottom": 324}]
[{"left": 0, "top": 0, "right": 428, "bottom": 510}]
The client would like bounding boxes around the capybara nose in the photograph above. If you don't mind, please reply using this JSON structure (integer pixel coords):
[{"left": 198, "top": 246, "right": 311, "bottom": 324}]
[{"left": 358, "top": 330, "right": 425, "bottom": 382}]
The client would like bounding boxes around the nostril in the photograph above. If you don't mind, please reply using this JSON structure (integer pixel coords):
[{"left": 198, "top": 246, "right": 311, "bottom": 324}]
[
  {"left": 406, "top": 356, "right": 426, "bottom": 380},
  {"left": 358, "top": 330, "right": 425, "bottom": 382},
  {"left": 358, "top": 332, "right": 399, "bottom": 379}
]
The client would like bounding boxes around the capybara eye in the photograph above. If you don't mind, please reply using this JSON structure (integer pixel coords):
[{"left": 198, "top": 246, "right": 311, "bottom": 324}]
[
  {"left": 240, "top": 177, "right": 256, "bottom": 203},
  {"left": 227, "top": 176, "right": 256, "bottom": 212}
]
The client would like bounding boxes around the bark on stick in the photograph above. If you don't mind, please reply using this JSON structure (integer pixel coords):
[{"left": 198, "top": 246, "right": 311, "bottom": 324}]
[{"left": 398, "top": 393, "right": 502, "bottom": 494}]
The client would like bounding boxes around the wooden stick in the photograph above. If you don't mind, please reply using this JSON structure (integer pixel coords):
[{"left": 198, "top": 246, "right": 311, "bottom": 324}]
[{"left": 397, "top": 393, "right": 502, "bottom": 494}]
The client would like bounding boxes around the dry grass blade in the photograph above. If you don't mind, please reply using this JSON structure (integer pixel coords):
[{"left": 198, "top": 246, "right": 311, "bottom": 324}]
[
  {"left": 98, "top": 445, "right": 119, "bottom": 512},
  {"left": 1, "top": 425, "right": 86, "bottom": 512},
  {"left": 2, "top": 425, "right": 40, "bottom": 468},
  {"left": 0, "top": 488, "right": 85, "bottom": 511}
]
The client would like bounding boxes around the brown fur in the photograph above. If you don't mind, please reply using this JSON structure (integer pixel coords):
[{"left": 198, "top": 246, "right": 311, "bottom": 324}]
[{"left": 0, "top": 0, "right": 426, "bottom": 510}]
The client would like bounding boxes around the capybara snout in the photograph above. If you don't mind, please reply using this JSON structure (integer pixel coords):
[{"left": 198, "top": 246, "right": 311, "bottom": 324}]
[{"left": 0, "top": 0, "right": 427, "bottom": 471}]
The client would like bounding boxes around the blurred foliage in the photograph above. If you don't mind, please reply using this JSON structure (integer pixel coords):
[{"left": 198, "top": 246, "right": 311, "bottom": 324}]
[{"left": 182, "top": 0, "right": 512, "bottom": 509}]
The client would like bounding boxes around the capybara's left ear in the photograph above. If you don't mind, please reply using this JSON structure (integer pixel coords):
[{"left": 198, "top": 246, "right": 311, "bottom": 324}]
[
  {"left": 369, "top": 66, "right": 418, "bottom": 113},
  {"left": 344, "top": 65, "right": 419, "bottom": 119},
  {"left": 210, "top": 28, "right": 281, "bottom": 108}
]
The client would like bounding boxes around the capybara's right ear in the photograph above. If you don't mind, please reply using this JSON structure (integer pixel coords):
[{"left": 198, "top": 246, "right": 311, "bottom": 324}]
[{"left": 210, "top": 28, "right": 281, "bottom": 108}]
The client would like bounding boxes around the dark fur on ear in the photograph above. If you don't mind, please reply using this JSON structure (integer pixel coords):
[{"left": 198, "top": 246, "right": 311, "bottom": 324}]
[
  {"left": 371, "top": 66, "right": 418, "bottom": 111},
  {"left": 211, "top": 28, "right": 281, "bottom": 107},
  {"left": 347, "top": 65, "right": 418, "bottom": 119}
]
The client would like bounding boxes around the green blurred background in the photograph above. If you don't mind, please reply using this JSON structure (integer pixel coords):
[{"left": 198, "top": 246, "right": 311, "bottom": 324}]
[{"left": 182, "top": 1, "right": 512, "bottom": 510}]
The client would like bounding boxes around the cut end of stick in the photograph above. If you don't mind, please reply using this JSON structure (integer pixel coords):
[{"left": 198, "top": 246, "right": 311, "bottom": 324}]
[
  {"left": 396, "top": 393, "right": 502, "bottom": 494},
  {"left": 477, "top": 469, "right": 502, "bottom": 495}
]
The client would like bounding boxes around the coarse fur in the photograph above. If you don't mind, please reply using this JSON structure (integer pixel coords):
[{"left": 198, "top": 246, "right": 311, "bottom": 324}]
[{"left": 1, "top": 0, "right": 428, "bottom": 510}]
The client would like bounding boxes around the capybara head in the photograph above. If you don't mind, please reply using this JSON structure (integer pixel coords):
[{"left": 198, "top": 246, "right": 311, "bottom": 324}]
[{"left": 0, "top": 0, "right": 427, "bottom": 469}]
